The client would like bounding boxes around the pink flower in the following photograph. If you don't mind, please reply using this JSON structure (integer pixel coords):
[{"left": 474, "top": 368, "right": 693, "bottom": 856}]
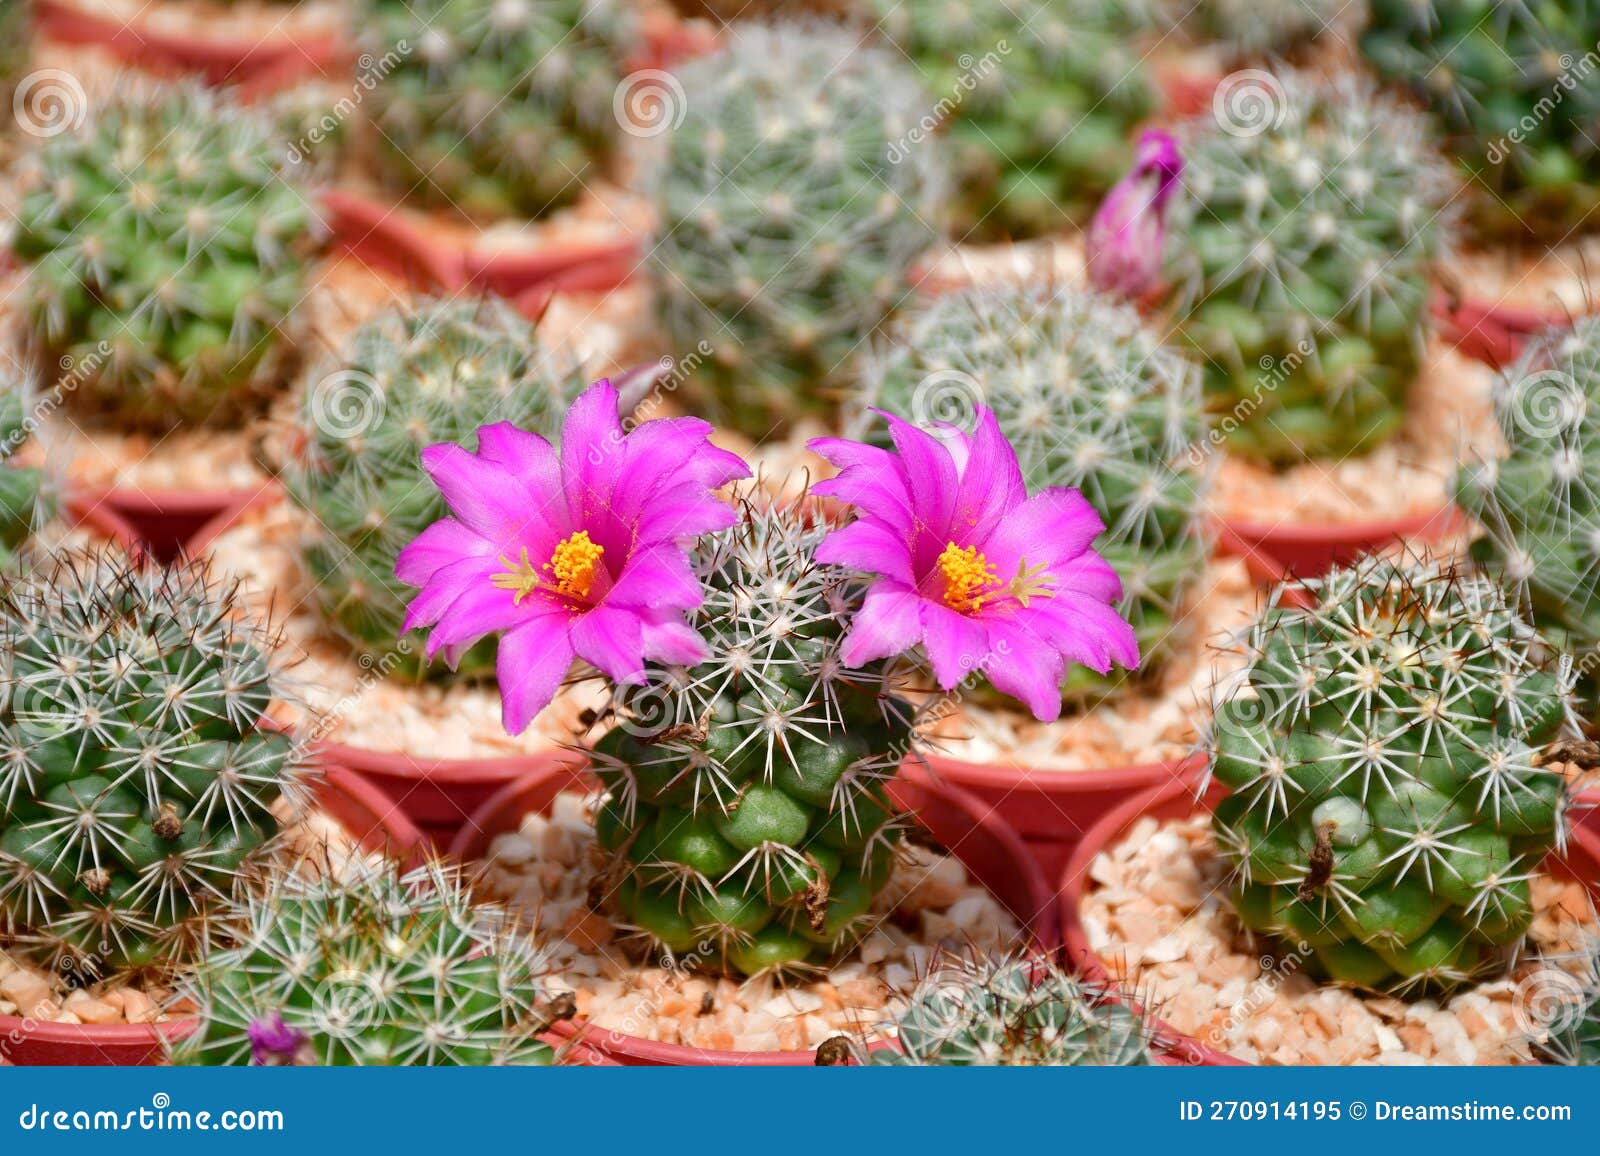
[
  {"left": 1085, "top": 129, "right": 1183, "bottom": 299},
  {"left": 808, "top": 410, "right": 1139, "bottom": 721},
  {"left": 396, "top": 379, "right": 750, "bottom": 734},
  {"left": 248, "top": 1012, "right": 305, "bottom": 1065}
]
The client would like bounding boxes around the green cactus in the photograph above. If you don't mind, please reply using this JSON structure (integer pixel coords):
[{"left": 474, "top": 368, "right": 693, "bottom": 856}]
[
  {"left": 0, "top": 345, "right": 54, "bottom": 567},
  {"left": 0, "top": 549, "right": 307, "bottom": 977},
  {"left": 1360, "top": 0, "right": 1600, "bottom": 241},
  {"left": 591, "top": 485, "right": 913, "bottom": 977},
  {"left": 646, "top": 21, "right": 947, "bottom": 439},
  {"left": 1455, "top": 316, "right": 1600, "bottom": 725},
  {"left": 857, "top": 282, "right": 1210, "bottom": 704},
  {"left": 1528, "top": 940, "right": 1600, "bottom": 1065},
  {"left": 280, "top": 297, "right": 589, "bottom": 678},
  {"left": 364, "top": 0, "right": 630, "bottom": 221},
  {"left": 1165, "top": 70, "right": 1455, "bottom": 467},
  {"left": 1209, "top": 557, "right": 1571, "bottom": 995},
  {"left": 871, "top": 0, "right": 1156, "bottom": 241},
  {"left": 11, "top": 83, "right": 318, "bottom": 430},
  {"left": 863, "top": 953, "right": 1157, "bottom": 1065},
  {"left": 172, "top": 859, "right": 569, "bottom": 1066}
]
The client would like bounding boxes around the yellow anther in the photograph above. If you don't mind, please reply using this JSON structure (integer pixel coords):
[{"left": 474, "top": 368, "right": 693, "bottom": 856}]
[
  {"left": 491, "top": 531, "right": 606, "bottom": 605},
  {"left": 937, "top": 541, "right": 999, "bottom": 613}
]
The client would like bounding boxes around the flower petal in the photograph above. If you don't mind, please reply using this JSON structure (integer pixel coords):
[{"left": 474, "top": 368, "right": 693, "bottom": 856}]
[
  {"left": 918, "top": 602, "right": 992, "bottom": 690},
  {"left": 839, "top": 581, "right": 926, "bottom": 668},
  {"left": 496, "top": 622, "right": 576, "bottom": 735},
  {"left": 394, "top": 517, "right": 493, "bottom": 587},
  {"left": 420, "top": 442, "right": 544, "bottom": 542},
  {"left": 815, "top": 518, "right": 917, "bottom": 585},
  {"left": 570, "top": 606, "right": 648, "bottom": 686}
]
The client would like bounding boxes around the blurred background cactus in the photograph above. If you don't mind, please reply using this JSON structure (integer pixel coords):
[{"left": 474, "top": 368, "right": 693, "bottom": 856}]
[
  {"left": 1360, "top": 0, "right": 1600, "bottom": 241},
  {"left": 1209, "top": 558, "right": 1570, "bottom": 994},
  {"left": 364, "top": 0, "right": 631, "bottom": 221},
  {"left": 645, "top": 21, "right": 947, "bottom": 439},
  {"left": 861, "top": 953, "right": 1156, "bottom": 1065},
  {"left": 0, "top": 336, "right": 56, "bottom": 568},
  {"left": 591, "top": 486, "right": 913, "bottom": 976},
  {"left": 0, "top": 550, "right": 307, "bottom": 977},
  {"left": 857, "top": 282, "right": 1211, "bottom": 705},
  {"left": 11, "top": 83, "right": 319, "bottom": 430},
  {"left": 1153, "top": 0, "right": 1343, "bottom": 59},
  {"left": 1163, "top": 71, "right": 1455, "bottom": 467},
  {"left": 279, "top": 297, "right": 590, "bottom": 677},
  {"left": 1527, "top": 938, "right": 1600, "bottom": 1065},
  {"left": 869, "top": 0, "right": 1156, "bottom": 241},
  {"left": 1456, "top": 315, "right": 1600, "bottom": 724},
  {"left": 173, "top": 859, "right": 568, "bottom": 1066}
]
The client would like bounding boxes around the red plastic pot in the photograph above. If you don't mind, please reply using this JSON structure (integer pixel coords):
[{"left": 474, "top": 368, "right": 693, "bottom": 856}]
[
  {"left": 1211, "top": 504, "right": 1465, "bottom": 581},
  {"left": 1433, "top": 291, "right": 1571, "bottom": 369},
  {"left": 902, "top": 751, "right": 1205, "bottom": 886},
  {"left": 78, "top": 483, "right": 279, "bottom": 566},
  {"left": 448, "top": 759, "right": 1060, "bottom": 1066},
  {"left": 1060, "top": 774, "right": 1600, "bottom": 1066},
  {"left": 0, "top": 766, "right": 423, "bottom": 1066},
  {"left": 33, "top": 0, "right": 345, "bottom": 87},
  {"left": 59, "top": 489, "right": 141, "bottom": 554},
  {"left": 320, "top": 187, "right": 643, "bottom": 299}
]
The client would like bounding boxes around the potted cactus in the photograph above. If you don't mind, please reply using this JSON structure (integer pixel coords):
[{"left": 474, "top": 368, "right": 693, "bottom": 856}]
[
  {"left": 853, "top": 280, "right": 1224, "bottom": 873},
  {"left": 868, "top": 0, "right": 1156, "bottom": 241},
  {"left": 198, "top": 297, "right": 597, "bottom": 841},
  {"left": 645, "top": 20, "right": 947, "bottom": 438},
  {"left": 1092, "top": 73, "right": 1463, "bottom": 576},
  {"left": 823, "top": 952, "right": 1163, "bottom": 1066},
  {"left": 393, "top": 379, "right": 1126, "bottom": 1057},
  {"left": 1457, "top": 315, "right": 1600, "bottom": 728},
  {"left": 12, "top": 82, "right": 320, "bottom": 432},
  {"left": 0, "top": 549, "right": 309, "bottom": 1063},
  {"left": 1360, "top": 0, "right": 1600, "bottom": 244},
  {"left": 171, "top": 859, "right": 583, "bottom": 1065},
  {"left": 1061, "top": 558, "right": 1600, "bottom": 1064}
]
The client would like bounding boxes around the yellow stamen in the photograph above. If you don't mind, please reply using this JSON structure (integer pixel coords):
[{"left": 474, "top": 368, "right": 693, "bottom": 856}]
[
  {"left": 1006, "top": 557, "right": 1056, "bottom": 608},
  {"left": 491, "top": 531, "right": 606, "bottom": 605},
  {"left": 937, "top": 541, "right": 999, "bottom": 613}
]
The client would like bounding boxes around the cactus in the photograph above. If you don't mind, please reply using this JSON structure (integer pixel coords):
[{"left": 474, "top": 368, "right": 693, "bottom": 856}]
[
  {"left": 1360, "top": 0, "right": 1600, "bottom": 241},
  {"left": 364, "top": 0, "right": 630, "bottom": 221},
  {"left": 0, "top": 549, "right": 307, "bottom": 976},
  {"left": 280, "top": 297, "right": 590, "bottom": 677},
  {"left": 857, "top": 282, "right": 1210, "bottom": 703},
  {"left": 862, "top": 953, "right": 1156, "bottom": 1065},
  {"left": 172, "top": 859, "right": 568, "bottom": 1066},
  {"left": 1456, "top": 316, "right": 1600, "bottom": 725},
  {"left": 0, "top": 341, "right": 54, "bottom": 567},
  {"left": 11, "top": 83, "right": 318, "bottom": 430},
  {"left": 1164, "top": 70, "right": 1455, "bottom": 466},
  {"left": 591, "top": 485, "right": 913, "bottom": 977},
  {"left": 870, "top": 0, "right": 1156, "bottom": 240},
  {"left": 646, "top": 21, "right": 947, "bottom": 439},
  {"left": 1208, "top": 557, "right": 1571, "bottom": 995}
]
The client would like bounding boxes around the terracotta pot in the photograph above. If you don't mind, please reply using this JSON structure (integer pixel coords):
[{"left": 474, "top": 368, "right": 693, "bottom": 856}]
[
  {"left": 32, "top": 0, "right": 344, "bottom": 87},
  {"left": 1434, "top": 291, "right": 1570, "bottom": 369},
  {"left": 1155, "top": 68, "right": 1220, "bottom": 119},
  {"left": 1211, "top": 504, "right": 1465, "bottom": 581},
  {"left": 448, "top": 759, "right": 1059, "bottom": 1066},
  {"left": 80, "top": 484, "right": 278, "bottom": 566},
  {"left": 1059, "top": 774, "right": 1600, "bottom": 1066},
  {"left": 59, "top": 490, "right": 141, "bottom": 554},
  {"left": 0, "top": 766, "right": 423, "bottom": 1066},
  {"left": 320, "top": 188, "right": 643, "bottom": 298},
  {"left": 902, "top": 751, "right": 1205, "bottom": 885}
]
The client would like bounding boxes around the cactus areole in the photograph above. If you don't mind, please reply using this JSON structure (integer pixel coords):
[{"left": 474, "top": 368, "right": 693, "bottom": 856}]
[{"left": 1209, "top": 558, "right": 1571, "bottom": 995}]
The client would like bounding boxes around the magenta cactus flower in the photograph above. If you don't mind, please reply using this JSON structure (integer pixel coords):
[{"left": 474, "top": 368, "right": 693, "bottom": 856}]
[
  {"left": 247, "top": 1012, "right": 305, "bottom": 1066},
  {"left": 396, "top": 380, "right": 751, "bottom": 734},
  {"left": 1085, "top": 129, "right": 1183, "bottom": 299},
  {"left": 808, "top": 410, "right": 1139, "bottom": 721}
]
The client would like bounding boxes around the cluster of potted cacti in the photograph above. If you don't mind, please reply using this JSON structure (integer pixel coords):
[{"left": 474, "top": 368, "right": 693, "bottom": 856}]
[{"left": 7, "top": 0, "right": 1600, "bottom": 1074}]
